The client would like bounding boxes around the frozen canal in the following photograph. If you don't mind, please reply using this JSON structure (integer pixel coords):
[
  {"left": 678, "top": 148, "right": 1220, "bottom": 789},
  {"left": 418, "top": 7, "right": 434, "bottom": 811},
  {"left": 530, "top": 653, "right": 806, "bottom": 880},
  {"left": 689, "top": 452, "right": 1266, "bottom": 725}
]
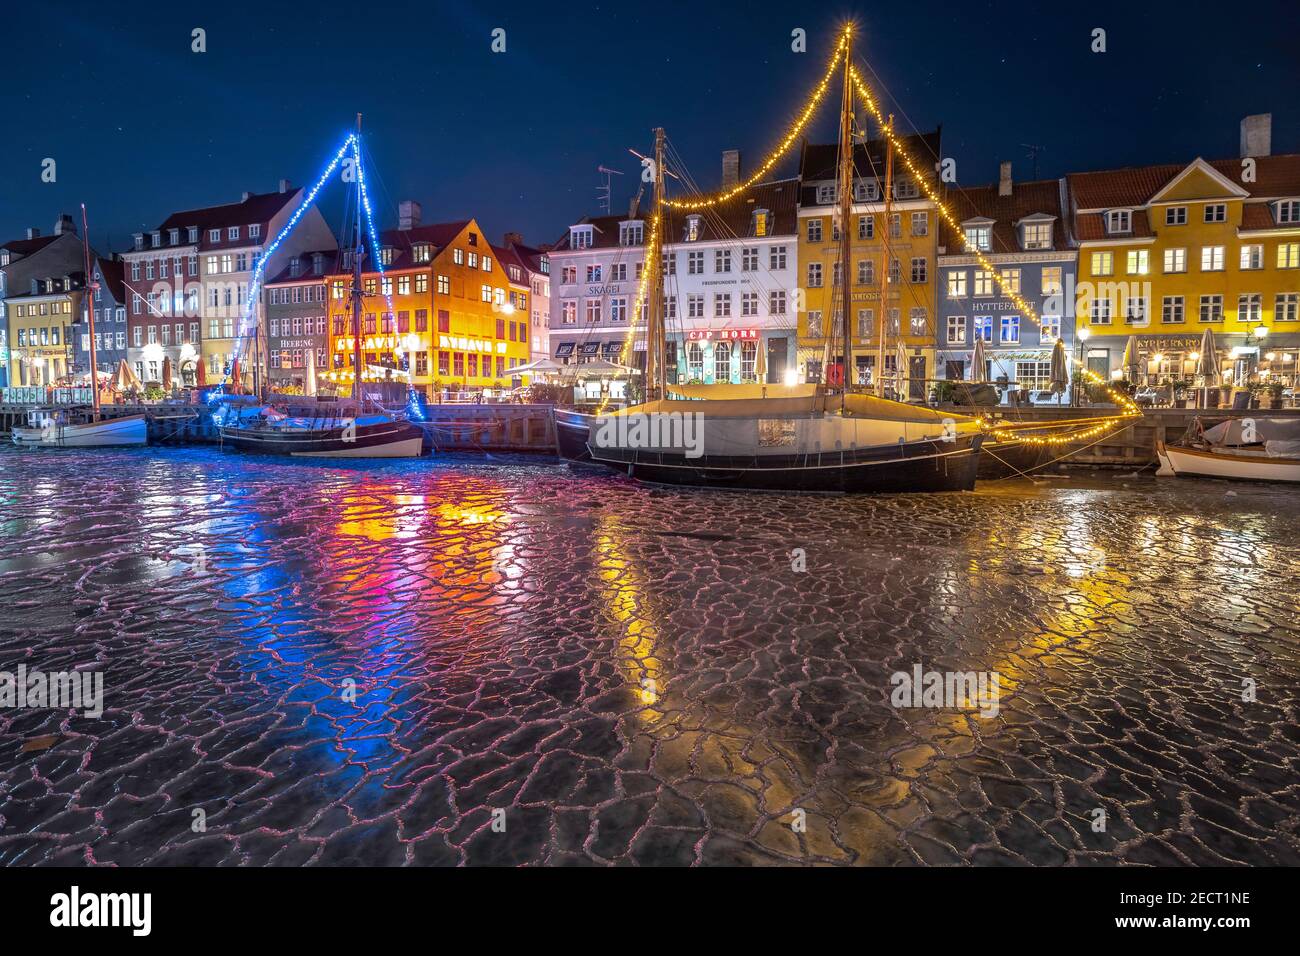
[{"left": 1, "top": 446, "right": 1297, "bottom": 866}]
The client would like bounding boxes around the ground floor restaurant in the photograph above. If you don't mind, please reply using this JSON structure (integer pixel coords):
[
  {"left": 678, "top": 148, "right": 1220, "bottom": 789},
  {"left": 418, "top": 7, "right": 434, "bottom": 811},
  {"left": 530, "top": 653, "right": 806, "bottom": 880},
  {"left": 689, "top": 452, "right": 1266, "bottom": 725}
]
[
  {"left": 1079, "top": 333, "right": 1300, "bottom": 388},
  {"left": 936, "top": 347, "right": 1069, "bottom": 403},
  {"left": 551, "top": 329, "right": 797, "bottom": 387},
  {"left": 795, "top": 342, "right": 933, "bottom": 401}
]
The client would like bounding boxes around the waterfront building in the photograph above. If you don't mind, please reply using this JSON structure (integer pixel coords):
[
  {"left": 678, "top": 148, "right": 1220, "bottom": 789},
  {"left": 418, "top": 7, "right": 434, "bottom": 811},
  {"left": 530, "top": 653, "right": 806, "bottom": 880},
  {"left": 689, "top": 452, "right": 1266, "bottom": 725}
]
[
  {"left": 937, "top": 165, "right": 1077, "bottom": 401},
  {"left": 124, "top": 181, "right": 333, "bottom": 388},
  {"left": 323, "top": 207, "right": 531, "bottom": 396},
  {"left": 70, "top": 257, "right": 130, "bottom": 382},
  {"left": 4, "top": 272, "right": 84, "bottom": 386},
  {"left": 797, "top": 130, "right": 942, "bottom": 397},
  {"left": 660, "top": 171, "right": 800, "bottom": 385},
  {"left": 492, "top": 241, "right": 535, "bottom": 373},
  {"left": 1, "top": 216, "right": 86, "bottom": 389},
  {"left": 501, "top": 233, "right": 551, "bottom": 363},
  {"left": 263, "top": 251, "right": 333, "bottom": 392},
  {"left": 1068, "top": 115, "right": 1300, "bottom": 385},
  {"left": 548, "top": 200, "right": 651, "bottom": 371}
]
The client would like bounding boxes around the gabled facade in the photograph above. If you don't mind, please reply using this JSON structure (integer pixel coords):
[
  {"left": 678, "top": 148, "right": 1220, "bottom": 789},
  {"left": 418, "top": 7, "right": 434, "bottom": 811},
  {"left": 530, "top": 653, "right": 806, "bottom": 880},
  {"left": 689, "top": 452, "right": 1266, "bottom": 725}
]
[
  {"left": 937, "top": 165, "right": 1077, "bottom": 401},
  {"left": 4, "top": 272, "right": 84, "bottom": 386},
  {"left": 1, "top": 217, "right": 85, "bottom": 389},
  {"left": 797, "top": 130, "right": 942, "bottom": 396},
  {"left": 263, "top": 250, "right": 333, "bottom": 391},
  {"left": 1067, "top": 116, "right": 1300, "bottom": 384},
  {"left": 70, "top": 257, "right": 130, "bottom": 382},
  {"left": 500, "top": 234, "right": 551, "bottom": 363}
]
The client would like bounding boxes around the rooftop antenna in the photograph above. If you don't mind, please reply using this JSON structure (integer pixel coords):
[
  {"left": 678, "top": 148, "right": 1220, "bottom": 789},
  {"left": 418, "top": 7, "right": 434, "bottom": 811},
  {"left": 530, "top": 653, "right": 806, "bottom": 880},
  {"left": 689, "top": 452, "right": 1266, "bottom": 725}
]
[
  {"left": 1021, "top": 143, "right": 1046, "bottom": 180},
  {"left": 596, "top": 165, "right": 623, "bottom": 213}
]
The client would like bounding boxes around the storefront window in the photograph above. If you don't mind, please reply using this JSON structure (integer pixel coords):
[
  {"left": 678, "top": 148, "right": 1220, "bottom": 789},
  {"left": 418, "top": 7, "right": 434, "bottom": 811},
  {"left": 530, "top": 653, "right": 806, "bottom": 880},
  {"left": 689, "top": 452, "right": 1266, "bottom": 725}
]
[
  {"left": 687, "top": 342, "right": 704, "bottom": 381},
  {"left": 741, "top": 342, "right": 757, "bottom": 381},
  {"left": 714, "top": 342, "right": 731, "bottom": 383}
]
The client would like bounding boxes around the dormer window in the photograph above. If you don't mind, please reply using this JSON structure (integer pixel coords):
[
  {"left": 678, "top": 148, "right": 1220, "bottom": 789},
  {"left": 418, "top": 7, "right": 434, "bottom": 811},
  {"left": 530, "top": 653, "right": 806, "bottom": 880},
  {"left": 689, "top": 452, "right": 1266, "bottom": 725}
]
[
  {"left": 311, "top": 253, "right": 325, "bottom": 274},
  {"left": 379, "top": 247, "right": 394, "bottom": 266},
  {"left": 289, "top": 257, "right": 302, "bottom": 278},
  {"left": 686, "top": 216, "right": 702, "bottom": 242},
  {"left": 151, "top": 232, "right": 161, "bottom": 248},
  {"left": 249, "top": 224, "right": 261, "bottom": 239},
  {"left": 894, "top": 179, "right": 919, "bottom": 200},
  {"left": 853, "top": 180, "right": 879, "bottom": 202},
  {"left": 570, "top": 225, "right": 594, "bottom": 250},
  {"left": 1106, "top": 210, "right": 1132, "bottom": 234},
  {"left": 168, "top": 228, "right": 179, "bottom": 245},
  {"left": 539, "top": 256, "right": 550, "bottom": 275},
  {"left": 619, "top": 221, "right": 644, "bottom": 246},
  {"left": 752, "top": 208, "right": 770, "bottom": 237},
  {"left": 188, "top": 226, "right": 199, "bottom": 243},
  {"left": 1277, "top": 200, "right": 1300, "bottom": 224},
  {"left": 963, "top": 223, "right": 992, "bottom": 252},
  {"left": 412, "top": 243, "right": 431, "bottom": 263},
  {"left": 133, "top": 234, "right": 144, "bottom": 251},
  {"left": 1021, "top": 221, "right": 1053, "bottom": 251},
  {"left": 209, "top": 229, "right": 221, "bottom": 243},
  {"left": 228, "top": 226, "right": 240, "bottom": 241},
  {"left": 816, "top": 183, "right": 835, "bottom": 205}
]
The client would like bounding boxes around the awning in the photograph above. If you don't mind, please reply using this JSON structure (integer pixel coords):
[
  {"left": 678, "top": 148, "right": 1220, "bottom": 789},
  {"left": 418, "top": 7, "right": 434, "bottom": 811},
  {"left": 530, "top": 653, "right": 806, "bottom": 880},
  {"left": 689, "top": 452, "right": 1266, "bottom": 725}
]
[
  {"left": 602, "top": 340, "right": 622, "bottom": 355},
  {"left": 554, "top": 342, "right": 575, "bottom": 357},
  {"left": 579, "top": 342, "right": 600, "bottom": 355}
]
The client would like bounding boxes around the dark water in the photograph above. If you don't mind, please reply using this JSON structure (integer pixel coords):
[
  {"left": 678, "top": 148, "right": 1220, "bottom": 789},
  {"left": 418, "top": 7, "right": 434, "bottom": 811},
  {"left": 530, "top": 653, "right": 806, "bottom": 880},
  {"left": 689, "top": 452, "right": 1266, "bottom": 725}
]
[{"left": 1, "top": 446, "right": 1297, "bottom": 866}]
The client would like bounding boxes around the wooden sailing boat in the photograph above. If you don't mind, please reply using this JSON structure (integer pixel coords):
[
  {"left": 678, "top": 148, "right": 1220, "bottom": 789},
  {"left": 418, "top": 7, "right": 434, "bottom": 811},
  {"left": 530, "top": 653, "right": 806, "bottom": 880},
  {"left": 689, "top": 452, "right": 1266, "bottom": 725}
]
[
  {"left": 556, "top": 30, "right": 985, "bottom": 492},
  {"left": 12, "top": 205, "right": 148, "bottom": 448},
  {"left": 217, "top": 115, "right": 424, "bottom": 459}
]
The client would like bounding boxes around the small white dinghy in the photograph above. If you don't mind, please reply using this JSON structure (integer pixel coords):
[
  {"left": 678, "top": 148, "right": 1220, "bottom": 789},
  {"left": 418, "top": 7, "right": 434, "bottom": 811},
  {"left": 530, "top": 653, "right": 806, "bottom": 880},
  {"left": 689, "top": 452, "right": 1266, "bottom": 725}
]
[
  {"left": 1157, "top": 417, "right": 1300, "bottom": 484},
  {"left": 12, "top": 409, "right": 148, "bottom": 448}
]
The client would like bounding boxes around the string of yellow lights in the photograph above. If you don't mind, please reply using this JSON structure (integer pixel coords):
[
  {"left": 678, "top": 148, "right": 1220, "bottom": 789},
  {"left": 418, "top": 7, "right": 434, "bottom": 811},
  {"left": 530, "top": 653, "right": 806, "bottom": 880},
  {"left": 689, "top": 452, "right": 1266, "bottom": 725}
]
[
  {"left": 845, "top": 61, "right": 1141, "bottom": 445},
  {"left": 662, "top": 34, "right": 849, "bottom": 211}
]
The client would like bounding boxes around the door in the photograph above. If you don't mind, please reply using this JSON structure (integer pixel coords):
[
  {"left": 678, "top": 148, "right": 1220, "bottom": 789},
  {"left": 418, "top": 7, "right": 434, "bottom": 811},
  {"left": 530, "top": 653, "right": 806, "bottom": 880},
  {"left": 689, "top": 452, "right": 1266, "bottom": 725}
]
[
  {"left": 767, "top": 337, "right": 788, "bottom": 384},
  {"left": 909, "top": 356, "right": 926, "bottom": 401}
]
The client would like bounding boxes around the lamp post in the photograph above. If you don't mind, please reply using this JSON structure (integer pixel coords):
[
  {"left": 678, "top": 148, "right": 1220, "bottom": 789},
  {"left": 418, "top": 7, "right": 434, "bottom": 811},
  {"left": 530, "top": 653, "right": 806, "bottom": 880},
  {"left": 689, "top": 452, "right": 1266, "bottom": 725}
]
[{"left": 1075, "top": 326, "right": 1091, "bottom": 405}]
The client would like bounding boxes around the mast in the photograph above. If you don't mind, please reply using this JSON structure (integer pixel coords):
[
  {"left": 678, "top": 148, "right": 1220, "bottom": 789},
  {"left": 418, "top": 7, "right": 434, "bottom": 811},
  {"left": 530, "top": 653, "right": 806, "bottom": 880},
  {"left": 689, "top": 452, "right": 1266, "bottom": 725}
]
[
  {"left": 648, "top": 126, "right": 666, "bottom": 401},
  {"left": 837, "top": 27, "right": 855, "bottom": 399},
  {"left": 352, "top": 112, "right": 365, "bottom": 404},
  {"left": 877, "top": 115, "right": 894, "bottom": 397},
  {"left": 80, "top": 204, "right": 101, "bottom": 421}
]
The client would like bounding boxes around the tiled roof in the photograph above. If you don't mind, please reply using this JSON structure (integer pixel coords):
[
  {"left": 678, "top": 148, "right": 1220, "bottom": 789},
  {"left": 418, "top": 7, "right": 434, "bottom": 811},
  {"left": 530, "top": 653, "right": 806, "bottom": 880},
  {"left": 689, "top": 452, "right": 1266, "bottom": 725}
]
[
  {"left": 504, "top": 240, "right": 548, "bottom": 274},
  {"left": 491, "top": 243, "right": 531, "bottom": 286},
  {"left": 1074, "top": 209, "right": 1154, "bottom": 242},
  {"left": 550, "top": 212, "right": 643, "bottom": 252},
  {"left": 799, "top": 130, "right": 942, "bottom": 207},
  {"left": 1068, "top": 154, "right": 1300, "bottom": 210},
  {"left": 1, "top": 234, "right": 60, "bottom": 257},
  {"left": 263, "top": 249, "right": 340, "bottom": 285},
  {"left": 315, "top": 220, "right": 472, "bottom": 275},
  {"left": 664, "top": 177, "right": 800, "bottom": 243},
  {"left": 938, "top": 179, "right": 1069, "bottom": 253},
  {"left": 95, "top": 258, "right": 125, "bottom": 302},
  {"left": 153, "top": 189, "right": 302, "bottom": 252}
]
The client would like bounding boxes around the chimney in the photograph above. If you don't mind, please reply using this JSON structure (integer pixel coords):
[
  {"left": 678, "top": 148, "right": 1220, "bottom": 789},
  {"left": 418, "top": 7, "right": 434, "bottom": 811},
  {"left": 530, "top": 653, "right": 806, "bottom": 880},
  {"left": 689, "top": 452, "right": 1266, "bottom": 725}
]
[
  {"left": 25, "top": 227, "right": 40, "bottom": 240},
  {"left": 998, "top": 161, "right": 1013, "bottom": 198},
  {"left": 54, "top": 214, "right": 76, "bottom": 236},
  {"left": 722, "top": 149, "right": 741, "bottom": 189},
  {"left": 1240, "top": 114, "right": 1272, "bottom": 158},
  {"left": 503, "top": 231, "right": 523, "bottom": 247},
  {"left": 279, "top": 178, "right": 291, "bottom": 193},
  {"left": 398, "top": 200, "right": 422, "bottom": 231}
]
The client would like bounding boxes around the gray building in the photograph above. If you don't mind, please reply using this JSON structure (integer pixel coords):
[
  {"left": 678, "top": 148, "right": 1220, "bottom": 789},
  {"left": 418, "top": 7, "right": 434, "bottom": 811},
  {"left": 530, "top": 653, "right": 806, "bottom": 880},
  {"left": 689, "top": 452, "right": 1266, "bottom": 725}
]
[
  {"left": 70, "top": 257, "right": 129, "bottom": 381},
  {"left": 937, "top": 165, "right": 1078, "bottom": 402},
  {"left": 263, "top": 251, "right": 334, "bottom": 392}
]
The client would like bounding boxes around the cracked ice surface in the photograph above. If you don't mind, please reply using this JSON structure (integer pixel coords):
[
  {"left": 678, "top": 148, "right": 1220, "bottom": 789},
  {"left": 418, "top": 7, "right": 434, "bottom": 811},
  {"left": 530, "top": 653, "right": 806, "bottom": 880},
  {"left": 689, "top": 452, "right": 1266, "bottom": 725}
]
[{"left": 0, "top": 447, "right": 1298, "bottom": 866}]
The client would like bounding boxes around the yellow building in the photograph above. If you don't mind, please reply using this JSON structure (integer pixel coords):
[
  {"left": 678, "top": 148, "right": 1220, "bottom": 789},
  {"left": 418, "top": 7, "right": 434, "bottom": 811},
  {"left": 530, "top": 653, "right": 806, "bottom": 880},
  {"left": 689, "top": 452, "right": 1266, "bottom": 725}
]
[
  {"left": 5, "top": 276, "right": 81, "bottom": 387},
  {"left": 1069, "top": 128, "right": 1300, "bottom": 385},
  {"left": 796, "top": 130, "right": 941, "bottom": 398},
  {"left": 326, "top": 215, "right": 531, "bottom": 396}
]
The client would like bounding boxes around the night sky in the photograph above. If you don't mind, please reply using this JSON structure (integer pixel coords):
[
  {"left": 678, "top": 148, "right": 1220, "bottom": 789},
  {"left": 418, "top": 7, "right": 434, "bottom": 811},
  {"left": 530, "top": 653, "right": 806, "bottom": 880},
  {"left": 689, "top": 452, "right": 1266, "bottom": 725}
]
[{"left": 3, "top": 0, "right": 1296, "bottom": 255}]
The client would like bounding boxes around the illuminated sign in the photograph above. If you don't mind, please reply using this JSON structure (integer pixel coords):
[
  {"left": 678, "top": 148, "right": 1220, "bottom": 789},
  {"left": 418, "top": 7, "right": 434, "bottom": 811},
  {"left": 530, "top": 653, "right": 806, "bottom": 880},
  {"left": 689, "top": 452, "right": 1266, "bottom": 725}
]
[{"left": 684, "top": 328, "right": 760, "bottom": 342}]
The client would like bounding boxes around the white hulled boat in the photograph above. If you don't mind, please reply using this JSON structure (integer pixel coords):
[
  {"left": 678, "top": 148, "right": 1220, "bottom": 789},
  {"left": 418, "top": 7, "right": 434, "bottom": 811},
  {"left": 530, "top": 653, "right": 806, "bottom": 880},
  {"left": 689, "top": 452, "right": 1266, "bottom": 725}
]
[{"left": 1157, "top": 417, "right": 1300, "bottom": 483}]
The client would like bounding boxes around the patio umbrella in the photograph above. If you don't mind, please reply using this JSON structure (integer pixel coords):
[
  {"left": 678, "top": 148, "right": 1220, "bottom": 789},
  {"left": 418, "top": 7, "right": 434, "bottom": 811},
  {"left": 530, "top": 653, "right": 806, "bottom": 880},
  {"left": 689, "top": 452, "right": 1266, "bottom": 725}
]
[
  {"left": 820, "top": 337, "right": 832, "bottom": 382},
  {"left": 1197, "top": 327, "right": 1220, "bottom": 387},
  {"left": 1049, "top": 337, "right": 1069, "bottom": 402},
  {"left": 305, "top": 347, "right": 317, "bottom": 396},
  {"left": 1121, "top": 335, "right": 1139, "bottom": 380},
  {"left": 755, "top": 340, "right": 768, "bottom": 383},
  {"left": 111, "top": 359, "right": 141, "bottom": 392},
  {"left": 195, "top": 358, "right": 207, "bottom": 388},
  {"left": 162, "top": 356, "right": 173, "bottom": 391},
  {"left": 895, "top": 342, "right": 910, "bottom": 397},
  {"left": 969, "top": 338, "right": 986, "bottom": 382}
]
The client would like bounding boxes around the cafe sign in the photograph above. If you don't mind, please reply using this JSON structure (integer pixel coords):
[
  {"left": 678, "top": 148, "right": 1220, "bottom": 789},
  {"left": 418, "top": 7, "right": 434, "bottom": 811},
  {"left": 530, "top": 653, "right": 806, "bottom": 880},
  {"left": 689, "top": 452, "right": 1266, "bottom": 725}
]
[{"left": 685, "top": 328, "right": 760, "bottom": 342}]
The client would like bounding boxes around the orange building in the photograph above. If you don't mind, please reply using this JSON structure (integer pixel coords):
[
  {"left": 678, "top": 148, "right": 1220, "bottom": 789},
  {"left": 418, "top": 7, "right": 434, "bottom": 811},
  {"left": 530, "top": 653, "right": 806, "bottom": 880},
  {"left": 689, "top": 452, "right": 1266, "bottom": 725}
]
[{"left": 325, "top": 206, "right": 532, "bottom": 397}]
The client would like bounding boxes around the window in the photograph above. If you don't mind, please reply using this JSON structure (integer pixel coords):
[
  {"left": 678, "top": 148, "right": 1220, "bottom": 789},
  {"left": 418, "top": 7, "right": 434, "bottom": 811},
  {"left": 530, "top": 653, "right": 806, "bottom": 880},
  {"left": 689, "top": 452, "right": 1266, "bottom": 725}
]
[
  {"left": 1040, "top": 315, "right": 1061, "bottom": 342},
  {"left": 769, "top": 246, "right": 787, "bottom": 270},
  {"left": 752, "top": 210, "right": 769, "bottom": 237},
  {"left": 1163, "top": 248, "right": 1186, "bottom": 273},
  {"left": 585, "top": 264, "right": 602, "bottom": 283},
  {"left": 1276, "top": 293, "right": 1299, "bottom": 322},
  {"left": 1165, "top": 206, "right": 1187, "bottom": 226},
  {"left": 998, "top": 268, "right": 1020, "bottom": 293},
  {"left": 1124, "top": 297, "right": 1147, "bottom": 324},
  {"left": 1204, "top": 204, "right": 1226, "bottom": 223},
  {"left": 714, "top": 341, "right": 731, "bottom": 382},
  {"left": 482, "top": 256, "right": 492, "bottom": 273},
  {"left": 973, "top": 269, "right": 993, "bottom": 296},
  {"left": 895, "top": 179, "right": 919, "bottom": 200},
  {"left": 858, "top": 216, "right": 873, "bottom": 240},
  {"left": 714, "top": 293, "right": 731, "bottom": 318},
  {"left": 1015, "top": 361, "right": 1054, "bottom": 392},
  {"left": 687, "top": 251, "right": 704, "bottom": 275},
  {"left": 1089, "top": 297, "right": 1112, "bottom": 324},
  {"left": 770, "top": 290, "right": 786, "bottom": 315},
  {"left": 806, "top": 310, "right": 823, "bottom": 337},
  {"left": 561, "top": 301, "right": 576, "bottom": 324},
  {"left": 569, "top": 227, "right": 593, "bottom": 249},
  {"left": 807, "top": 219, "right": 823, "bottom": 243},
  {"left": 610, "top": 263, "right": 627, "bottom": 282},
  {"left": 911, "top": 212, "right": 928, "bottom": 237},
  {"left": 973, "top": 316, "right": 993, "bottom": 342},
  {"left": 1238, "top": 293, "right": 1262, "bottom": 323},
  {"left": 619, "top": 222, "right": 643, "bottom": 246},
  {"left": 964, "top": 225, "right": 991, "bottom": 251},
  {"left": 585, "top": 300, "right": 601, "bottom": 324},
  {"left": 714, "top": 249, "right": 731, "bottom": 273},
  {"left": 854, "top": 180, "right": 878, "bottom": 202},
  {"left": 910, "top": 258, "right": 927, "bottom": 283},
  {"left": 1199, "top": 294, "right": 1223, "bottom": 322},
  {"left": 856, "top": 309, "right": 873, "bottom": 339},
  {"left": 249, "top": 224, "right": 261, "bottom": 239},
  {"left": 741, "top": 247, "right": 758, "bottom": 271},
  {"left": 889, "top": 215, "right": 902, "bottom": 239},
  {"left": 1023, "top": 222, "right": 1052, "bottom": 249},
  {"left": 1000, "top": 315, "right": 1020, "bottom": 343},
  {"left": 209, "top": 229, "right": 220, "bottom": 242},
  {"left": 860, "top": 260, "right": 875, "bottom": 286},
  {"left": 1241, "top": 244, "right": 1263, "bottom": 270},
  {"left": 686, "top": 216, "right": 702, "bottom": 241},
  {"left": 741, "top": 291, "right": 758, "bottom": 316},
  {"left": 1041, "top": 267, "right": 1063, "bottom": 296},
  {"left": 228, "top": 227, "right": 239, "bottom": 241},
  {"left": 816, "top": 184, "right": 835, "bottom": 204},
  {"left": 1161, "top": 296, "right": 1184, "bottom": 324},
  {"left": 1201, "top": 246, "right": 1225, "bottom": 271},
  {"left": 946, "top": 315, "right": 966, "bottom": 344},
  {"left": 889, "top": 259, "right": 901, "bottom": 284},
  {"left": 453, "top": 248, "right": 465, "bottom": 265},
  {"left": 1279, "top": 243, "right": 1300, "bottom": 269},
  {"left": 807, "top": 262, "right": 823, "bottom": 288},
  {"left": 1091, "top": 251, "right": 1113, "bottom": 276},
  {"left": 1107, "top": 210, "right": 1131, "bottom": 233},
  {"left": 1126, "top": 250, "right": 1149, "bottom": 275},
  {"left": 467, "top": 252, "right": 478, "bottom": 269},
  {"left": 661, "top": 254, "right": 677, "bottom": 276},
  {"left": 686, "top": 342, "right": 705, "bottom": 379},
  {"left": 687, "top": 294, "right": 704, "bottom": 318},
  {"left": 610, "top": 297, "right": 628, "bottom": 322}
]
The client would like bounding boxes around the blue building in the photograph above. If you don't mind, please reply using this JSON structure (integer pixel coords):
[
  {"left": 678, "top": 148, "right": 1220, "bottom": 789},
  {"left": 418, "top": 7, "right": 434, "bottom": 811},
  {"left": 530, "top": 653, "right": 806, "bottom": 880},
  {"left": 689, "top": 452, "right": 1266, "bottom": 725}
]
[
  {"left": 937, "top": 165, "right": 1077, "bottom": 402},
  {"left": 70, "top": 257, "right": 129, "bottom": 381}
]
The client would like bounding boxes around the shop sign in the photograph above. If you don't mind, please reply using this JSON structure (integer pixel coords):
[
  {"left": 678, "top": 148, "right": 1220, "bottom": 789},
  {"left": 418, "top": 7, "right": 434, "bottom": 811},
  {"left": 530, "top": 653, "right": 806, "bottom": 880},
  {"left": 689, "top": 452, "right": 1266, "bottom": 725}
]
[{"left": 685, "top": 328, "right": 760, "bottom": 342}]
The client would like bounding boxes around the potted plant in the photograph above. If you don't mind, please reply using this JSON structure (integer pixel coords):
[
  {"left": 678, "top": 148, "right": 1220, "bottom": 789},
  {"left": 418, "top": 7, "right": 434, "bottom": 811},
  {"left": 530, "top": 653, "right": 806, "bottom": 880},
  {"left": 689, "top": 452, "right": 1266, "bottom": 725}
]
[
  {"left": 933, "top": 380, "right": 957, "bottom": 405},
  {"left": 1246, "top": 381, "right": 1265, "bottom": 409},
  {"left": 1267, "top": 382, "right": 1285, "bottom": 409}
]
